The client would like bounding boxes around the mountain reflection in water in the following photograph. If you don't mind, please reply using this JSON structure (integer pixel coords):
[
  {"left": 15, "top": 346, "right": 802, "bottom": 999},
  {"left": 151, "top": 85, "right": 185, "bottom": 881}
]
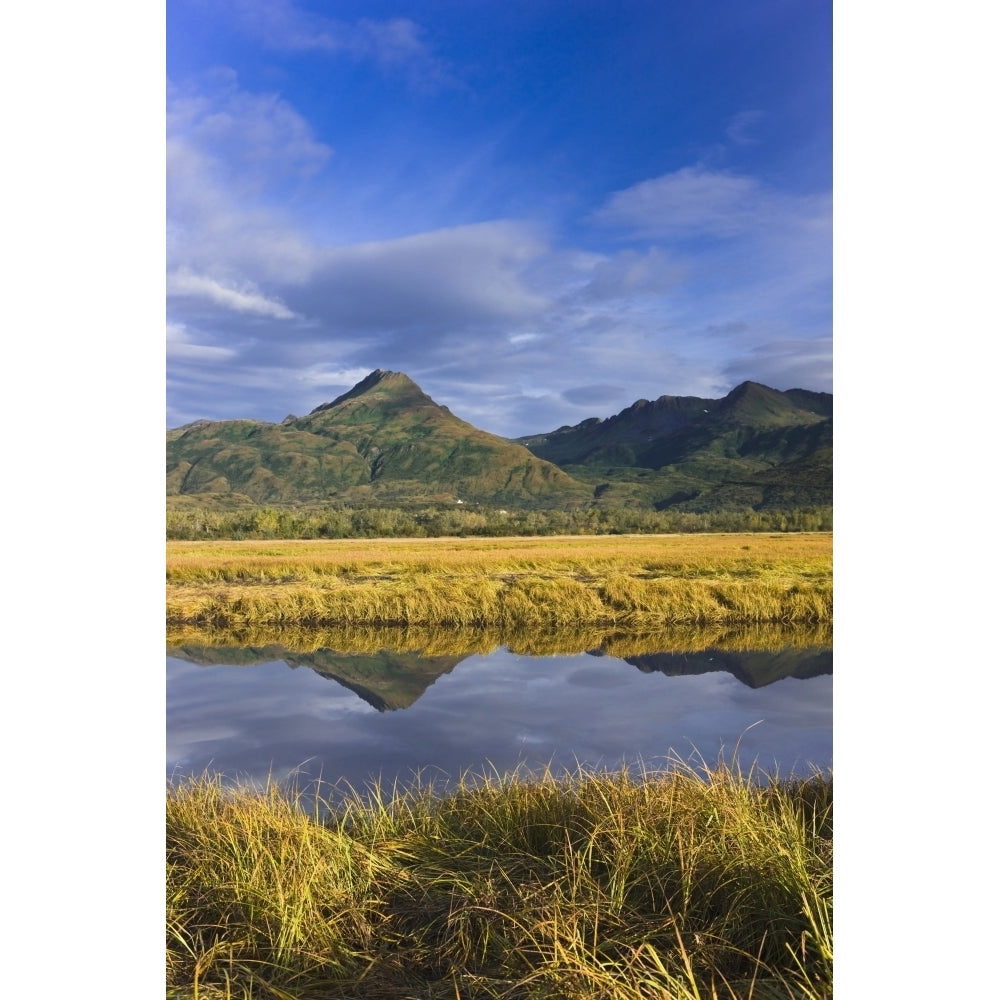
[{"left": 167, "top": 625, "right": 831, "bottom": 796}]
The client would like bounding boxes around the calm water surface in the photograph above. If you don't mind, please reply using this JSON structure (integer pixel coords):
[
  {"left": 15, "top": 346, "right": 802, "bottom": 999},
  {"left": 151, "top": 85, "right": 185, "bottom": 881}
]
[{"left": 167, "top": 637, "right": 831, "bottom": 794}]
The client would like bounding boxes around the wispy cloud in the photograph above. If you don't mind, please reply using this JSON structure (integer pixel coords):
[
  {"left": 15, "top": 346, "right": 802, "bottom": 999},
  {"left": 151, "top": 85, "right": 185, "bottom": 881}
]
[
  {"left": 582, "top": 247, "right": 687, "bottom": 300},
  {"left": 166, "top": 322, "right": 238, "bottom": 362},
  {"left": 167, "top": 74, "right": 331, "bottom": 195},
  {"left": 296, "top": 364, "right": 376, "bottom": 391},
  {"left": 219, "top": 0, "right": 458, "bottom": 89},
  {"left": 588, "top": 165, "right": 831, "bottom": 337},
  {"left": 167, "top": 75, "right": 325, "bottom": 285},
  {"left": 726, "top": 110, "right": 765, "bottom": 145},
  {"left": 591, "top": 165, "right": 825, "bottom": 242},
  {"left": 167, "top": 268, "right": 297, "bottom": 318}
]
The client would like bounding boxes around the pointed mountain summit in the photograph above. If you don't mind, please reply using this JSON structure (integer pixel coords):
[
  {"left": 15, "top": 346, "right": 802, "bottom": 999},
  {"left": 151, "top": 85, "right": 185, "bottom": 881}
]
[
  {"left": 309, "top": 368, "right": 432, "bottom": 414},
  {"left": 167, "top": 369, "right": 589, "bottom": 507}
]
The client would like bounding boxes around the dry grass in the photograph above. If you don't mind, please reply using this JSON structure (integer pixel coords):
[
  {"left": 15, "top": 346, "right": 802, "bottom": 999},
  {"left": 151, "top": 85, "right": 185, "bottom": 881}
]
[
  {"left": 167, "top": 533, "right": 832, "bottom": 628},
  {"left": 167, "top": 760, "right": 833, "bottom": 999}
]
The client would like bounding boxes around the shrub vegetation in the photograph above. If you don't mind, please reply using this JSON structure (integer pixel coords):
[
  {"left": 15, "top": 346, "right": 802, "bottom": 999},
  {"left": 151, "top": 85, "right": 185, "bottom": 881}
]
[{"left": 166, "top": 503, "right": 833, "bottom": 541}]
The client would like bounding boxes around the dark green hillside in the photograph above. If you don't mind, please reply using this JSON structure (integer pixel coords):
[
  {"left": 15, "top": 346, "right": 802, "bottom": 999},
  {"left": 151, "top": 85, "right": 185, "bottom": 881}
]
[
  {"left": 167, "top": 369, "right": 590, "bottom": 508},
  {"left": 667, "top": 445, "right": 833, "bottom": 513},
  {"left": 515, "top": 393, "right": 718, "bottom": 467},
  {"left": 516, "top": 381, "right": 832, "bottom": 512},
  {"left": 634, "top": 383, "right": 829, "bottom": 469},
  {"left": 782, "top": 387, "right": 834, "bottom": 418}
]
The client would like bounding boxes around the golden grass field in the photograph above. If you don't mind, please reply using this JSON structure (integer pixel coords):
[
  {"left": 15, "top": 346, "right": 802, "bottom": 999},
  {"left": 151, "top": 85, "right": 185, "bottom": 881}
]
[{"left": 167, "top": 532, "right": 832, "bottom": 629}]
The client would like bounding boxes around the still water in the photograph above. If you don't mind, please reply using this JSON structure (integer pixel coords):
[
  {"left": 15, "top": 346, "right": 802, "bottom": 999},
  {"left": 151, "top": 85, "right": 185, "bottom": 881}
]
[{"left": 167, "top": 634, "right": 831, "bottom": 795}]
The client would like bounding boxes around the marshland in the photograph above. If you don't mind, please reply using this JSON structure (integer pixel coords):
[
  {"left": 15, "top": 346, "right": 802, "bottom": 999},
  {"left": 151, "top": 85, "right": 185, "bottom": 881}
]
[
  {"left": 166, "top": 532, "right": 832, "bottom": 629},
  {"left": 167, "top": 531, "right": 833, "bottom": 998}
]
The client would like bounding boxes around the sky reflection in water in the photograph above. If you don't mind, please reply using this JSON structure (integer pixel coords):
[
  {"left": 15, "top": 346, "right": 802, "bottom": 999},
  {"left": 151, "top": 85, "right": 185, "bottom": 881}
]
[{"left": 168, "top": 640, "right": 831, "bottom": 796}]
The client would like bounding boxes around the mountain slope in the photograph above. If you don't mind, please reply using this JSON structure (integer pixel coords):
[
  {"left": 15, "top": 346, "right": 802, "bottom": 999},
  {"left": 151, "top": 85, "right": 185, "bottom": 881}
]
[
  {"left": 167, "top": 369, "right": 590, "bottom": 507},
  {"left": 514, "top": 381, "right": 832, "bottom": 511},
  {"left": 167, "top": 370, "right": 832, "bottom": 512}
]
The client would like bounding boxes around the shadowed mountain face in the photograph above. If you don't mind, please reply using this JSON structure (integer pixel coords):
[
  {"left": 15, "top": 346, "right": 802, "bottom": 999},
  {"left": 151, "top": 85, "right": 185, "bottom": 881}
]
[
  {"left": 515, "top": 381, "right": 832, "bottom": 511},
  {"left": 167, "top": 370, "right": 831, "bottom": 511},
  {"left": 167, "top": 641, "right": 832, "bottom": 712}
]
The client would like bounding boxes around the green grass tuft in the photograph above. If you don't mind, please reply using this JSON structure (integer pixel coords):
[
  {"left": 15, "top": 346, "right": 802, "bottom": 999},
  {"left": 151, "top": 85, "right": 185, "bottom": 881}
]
[{"left": 168, "top": 759, "right": 832, "bottom": 999}]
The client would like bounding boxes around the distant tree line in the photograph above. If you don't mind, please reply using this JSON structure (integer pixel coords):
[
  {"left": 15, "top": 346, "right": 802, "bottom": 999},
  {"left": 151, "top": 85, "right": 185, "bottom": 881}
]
[{"left": 166, "top": 504, "right": 833, "bottom": 540}]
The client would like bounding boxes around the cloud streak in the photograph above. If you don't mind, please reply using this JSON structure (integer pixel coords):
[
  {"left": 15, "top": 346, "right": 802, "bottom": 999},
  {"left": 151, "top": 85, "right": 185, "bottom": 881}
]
[
  {"left": 168, "top": 269, "right": 297, "bottom": 318},
  {"left": 220, "top": 0, "right": 457, "bottom": 89},
  {"left": 591, "top": 165, "right": 828, "bottom": 245}
]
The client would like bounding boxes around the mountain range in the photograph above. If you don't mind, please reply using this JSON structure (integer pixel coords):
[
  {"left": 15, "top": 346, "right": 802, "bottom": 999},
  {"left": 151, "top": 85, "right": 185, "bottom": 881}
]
[{"left": 167, "top": 369, "right": 832, "bottom": 512}]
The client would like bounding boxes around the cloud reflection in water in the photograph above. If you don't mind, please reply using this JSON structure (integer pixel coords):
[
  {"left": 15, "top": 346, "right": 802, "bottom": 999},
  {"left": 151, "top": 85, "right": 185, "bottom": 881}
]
[{"left": 167, "top": 644, "right": 831, "bottom": 794}]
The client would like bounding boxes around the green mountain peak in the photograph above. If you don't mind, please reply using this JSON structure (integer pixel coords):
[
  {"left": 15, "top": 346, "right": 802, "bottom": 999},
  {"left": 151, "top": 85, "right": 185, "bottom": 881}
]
[
  {"left": 167, "top": 369, "right": 589, "bottom": 507},
  {"left": 310, "top": 369, "right": 424, "bottom": 413}
]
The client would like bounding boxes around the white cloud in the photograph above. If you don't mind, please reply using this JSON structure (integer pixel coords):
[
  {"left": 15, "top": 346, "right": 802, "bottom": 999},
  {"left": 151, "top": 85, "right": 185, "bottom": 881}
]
[
  {"left": 583, "top": 247, "right": 687, "bottom": 300},
  {"left": 167, "top": 75, "right": 331, "bottom": 195},
  {"left": 166, "top": 322, "right": 238, "bottom": 361},
  {"left": 584, "top": 165, "right": 831, "bottom": 354},
  {"left": 296, "top": 364, "right": 375, "bottom": 389},
  {"left": 167, "top": 268, "right": 297, "bottom": 318},
  {"left": 591, "top": 165, "right": 828, "bottom": 245},
  {"left": 592, "top": 166, "right": 761, "bottom": 239},
  {"left": 220, "top": 0, "right": 456, "bottom": 88},
  {"left": 167, "top": 77, "right": 327, "bottom": 287}
]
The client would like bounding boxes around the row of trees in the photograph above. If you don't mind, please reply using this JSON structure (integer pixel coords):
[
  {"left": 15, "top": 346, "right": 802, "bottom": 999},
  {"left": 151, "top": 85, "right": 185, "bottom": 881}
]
[{"left": 166, "top": 504, "right": 833, "bottom": 540}]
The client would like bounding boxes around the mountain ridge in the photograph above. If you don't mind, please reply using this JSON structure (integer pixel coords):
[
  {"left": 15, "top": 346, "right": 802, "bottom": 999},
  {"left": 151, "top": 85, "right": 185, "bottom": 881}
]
[{"left": 167, "top": 370, "right": 832, "bottom": 511}]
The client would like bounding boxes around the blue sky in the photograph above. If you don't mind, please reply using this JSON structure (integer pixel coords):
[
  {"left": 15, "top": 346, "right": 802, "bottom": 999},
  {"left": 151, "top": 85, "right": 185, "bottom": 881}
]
[{"left": 167, "top": 0, "right": 832, "bottom": 436}]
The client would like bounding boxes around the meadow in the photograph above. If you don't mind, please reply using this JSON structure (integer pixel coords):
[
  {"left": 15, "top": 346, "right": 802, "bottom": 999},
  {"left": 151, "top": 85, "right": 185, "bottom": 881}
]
[
  {"left": 167, "top": 760, "right": 832, "bottom": 1000},
  {"left": 166, "top": 533, "right": 832, "bottom": 629}
]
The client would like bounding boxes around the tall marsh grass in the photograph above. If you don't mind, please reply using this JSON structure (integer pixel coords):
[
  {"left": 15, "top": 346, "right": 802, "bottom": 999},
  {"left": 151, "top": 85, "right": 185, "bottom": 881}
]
[
  {"left": 167, "top": 760, "right": 832, "bottom": 999},
  {"left": 167, "top": 534, "right": 832, "bottom": 629}
]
